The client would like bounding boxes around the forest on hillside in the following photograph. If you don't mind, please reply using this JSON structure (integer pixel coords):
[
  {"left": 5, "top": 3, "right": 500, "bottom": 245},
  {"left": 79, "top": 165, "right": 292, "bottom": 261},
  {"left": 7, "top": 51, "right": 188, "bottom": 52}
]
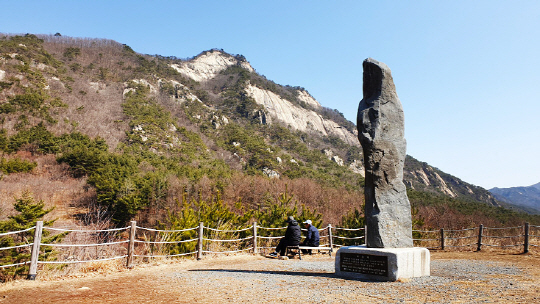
[{"left": 1, "top": 33, "right": 539, "bottom": 239}]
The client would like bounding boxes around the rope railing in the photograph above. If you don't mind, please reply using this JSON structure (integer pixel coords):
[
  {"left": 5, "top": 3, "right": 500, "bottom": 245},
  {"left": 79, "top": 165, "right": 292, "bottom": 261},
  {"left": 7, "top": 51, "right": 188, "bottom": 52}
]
[
  {"left": 333, "top": 227, "right": 364, "bottom": 231},
  {"left": 2, "top": 221, "right": 539, "bottom": 279},
  {"left": 413, "top": 230, "right": 439, "bottom": 233},
  {"left": 134, "top": 238, "right": 197, "bottom": 244},
  {"left": 483, "top": 235, "right": 522, "bottom": 239},
  {"left": 484, "top": 226, "right": 523, "bottom": 230},
  {"left": 445, "top": 227, "right": 478, "bottom": 232},
  {"left": 136, "top": 226, "right": 197, "bottom": 233},
  {"left": 0, "top": 226, "right": 35, "bottom": 236},
  {"left": 445, "top": 236, "right": 477, "bottom": 240},
  {"left": 333, "top": 235, "right": 365, "bottom": 240},
  {"left": 445, "top": 244, "right": 476, "bottom": 248},
  {"left": 204, "top": 226, "right": 253, "bottom": 232},
  {"left": 0, "top": 261, "right": 30, "bottom": 268},
  {"left": 256, "top": 226, "right": 287, "bottom": 230},
  {"left": 203, "top": 236, "right": 253, "bottom": 242},
  {"left": 0, "top": 243, "right": 33, "bottom": 251},
  {"left": 40, "top": 240, "right": 129, "bottom": 247},
  {"left": 43, "top": 226, "right": 129, "bottom": 233},
  {"left": 202, "top": 247, "right": 253, "bottom": 254},
  {"left": 134, "top": 251, "right": 197, "bottom": 258},
  {"left": 481, "top": 243, "right": 522, "bottom": 248},
  {"left": 37, "top": 255, "right": 128, "bottom": 264},
  {"left": 257, "top": 235, "right": 282, "bottom": 239}
]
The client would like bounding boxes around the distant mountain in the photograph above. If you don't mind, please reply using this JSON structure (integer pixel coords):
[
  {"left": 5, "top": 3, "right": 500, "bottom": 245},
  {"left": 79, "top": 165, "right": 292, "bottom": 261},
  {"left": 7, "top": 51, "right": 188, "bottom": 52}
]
[{"left": 490, "top": 183, "right": 540, "bottom": 214}]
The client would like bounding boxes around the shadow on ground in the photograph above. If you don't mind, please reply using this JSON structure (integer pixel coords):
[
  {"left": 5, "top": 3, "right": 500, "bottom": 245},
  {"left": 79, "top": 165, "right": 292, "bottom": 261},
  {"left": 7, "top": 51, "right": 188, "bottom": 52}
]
[{"left": 188, "top": 268, "right": 385, "bottom": 282}]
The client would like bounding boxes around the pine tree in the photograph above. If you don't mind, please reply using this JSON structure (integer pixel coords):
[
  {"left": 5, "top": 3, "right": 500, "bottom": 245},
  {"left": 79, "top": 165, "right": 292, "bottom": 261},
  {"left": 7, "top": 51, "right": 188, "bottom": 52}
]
[{"left": 0, "top": 191, "right": 61, "bottom": 281}]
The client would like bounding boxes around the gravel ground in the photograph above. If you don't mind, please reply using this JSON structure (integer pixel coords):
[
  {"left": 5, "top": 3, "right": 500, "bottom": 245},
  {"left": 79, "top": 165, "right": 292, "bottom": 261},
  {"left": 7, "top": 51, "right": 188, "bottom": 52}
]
[
  {"left": 1, "top": 251, "right": 538, "bottom": 303},
  {"left": 169, "top": 255, "right": 532, "bottom": 303}
]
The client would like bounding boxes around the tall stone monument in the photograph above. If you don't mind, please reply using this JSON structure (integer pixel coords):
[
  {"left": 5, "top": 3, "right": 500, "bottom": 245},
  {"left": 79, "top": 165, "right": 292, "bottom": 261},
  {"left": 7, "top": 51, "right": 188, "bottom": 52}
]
[
  {"left": 357, "top": 58, "right": 413, "bottom": 248},
  {"left": 335, "top": 58, "right": 430, "bottom": 281}
]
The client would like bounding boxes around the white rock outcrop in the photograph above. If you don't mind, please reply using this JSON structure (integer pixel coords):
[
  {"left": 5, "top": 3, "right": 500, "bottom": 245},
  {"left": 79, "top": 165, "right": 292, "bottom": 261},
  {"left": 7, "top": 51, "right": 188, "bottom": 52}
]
[
  {"left": 170, "top": 50, "right": 254, "bottom": 82},
  {"left": 89, "top": 81, "right": 105, "bottom": 91},
  {"left": 297, "top": 89, "right": 321, "bottom": 109},
  {"left": 349, "top": 160, "right": 365, "bottom": 177},
  {"left": 30, "top": 61, "right": 47, "bottom": 70},
  {"left": 263, "top": 167, "right": 280, "bottom": 179},
  {"left": 158, "top": 79, "right": 202, "bottom": 103},
  {"left": 416, "top": 169, "right": 431, "bottom": 186},
  {"left": 332, "top": 155, "right": 344, "bottom": 166},
  {"left": 245, "top": 85, "right": 359, "bottom": 146},
  {"left": 132, "top": 79, "right": 157, "bottom": 93},
  {"left": 323, "top": 149, "right": 334, "bottom": 159},
  {"left": 0, "top": 69, "right": 6, "bottom": 81},
  {"left": 433, "top": 172, "right": 457, "bottom": 197},
  {"left": 123, "top": 88, "right": 135, "bottom": 97}
]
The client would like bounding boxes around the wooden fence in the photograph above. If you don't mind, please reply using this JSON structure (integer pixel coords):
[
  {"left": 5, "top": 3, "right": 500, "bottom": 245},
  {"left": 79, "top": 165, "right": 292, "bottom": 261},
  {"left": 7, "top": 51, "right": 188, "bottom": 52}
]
[{"left": 1, "top": 221, "right": 538, "bottom": 280}]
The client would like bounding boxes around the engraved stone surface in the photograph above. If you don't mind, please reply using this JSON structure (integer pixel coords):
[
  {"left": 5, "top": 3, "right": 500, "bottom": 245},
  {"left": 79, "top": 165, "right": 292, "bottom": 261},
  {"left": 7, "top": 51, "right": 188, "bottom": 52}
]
[
  {"left": 357, "top": 58, "right": 413, "bottom": 248},
  {"left": 335, "top": 246, "right": 430, "bottom": 281},
  {"left": 339, "top": 252, "right": 388, "bottom": 276}
]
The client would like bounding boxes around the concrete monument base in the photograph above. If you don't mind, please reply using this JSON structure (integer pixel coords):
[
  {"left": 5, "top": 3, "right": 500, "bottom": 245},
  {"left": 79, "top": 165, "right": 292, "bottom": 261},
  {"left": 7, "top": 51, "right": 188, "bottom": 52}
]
[{"left": 335, "top": 246, "right": 430, "bottom": 281}]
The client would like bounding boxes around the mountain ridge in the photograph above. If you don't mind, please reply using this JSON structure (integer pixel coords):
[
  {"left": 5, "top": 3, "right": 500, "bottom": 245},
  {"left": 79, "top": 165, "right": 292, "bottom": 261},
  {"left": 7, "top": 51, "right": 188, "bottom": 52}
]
[
  {"left": 490, "top": 183, "right": 540, "bottom": 214},
  {"left": 2, "top": 33, "right": 530, "bottom": 229}
]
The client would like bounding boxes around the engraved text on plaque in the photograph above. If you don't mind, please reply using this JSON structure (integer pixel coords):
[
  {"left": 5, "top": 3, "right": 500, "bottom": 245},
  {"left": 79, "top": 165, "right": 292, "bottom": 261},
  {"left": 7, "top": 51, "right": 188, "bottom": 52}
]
[{"left": 339, "top": 252, "right": 388, "bottom": 276}]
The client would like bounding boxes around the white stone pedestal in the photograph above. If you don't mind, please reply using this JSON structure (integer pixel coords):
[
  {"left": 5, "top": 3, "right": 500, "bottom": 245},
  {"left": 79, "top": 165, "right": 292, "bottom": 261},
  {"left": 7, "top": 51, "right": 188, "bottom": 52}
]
[{"left": 335, "top": 246, "right": 430, "bottom": 281}]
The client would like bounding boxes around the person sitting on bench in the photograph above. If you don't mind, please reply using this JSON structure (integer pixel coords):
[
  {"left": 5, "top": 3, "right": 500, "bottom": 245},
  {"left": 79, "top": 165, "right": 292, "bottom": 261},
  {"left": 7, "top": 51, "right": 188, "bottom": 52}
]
[
  {"left": 301, "top": 220, "right": 320, "bottom": 254},
  {"left": 269, "top": 216, "right": 301, "bottom": 257}
]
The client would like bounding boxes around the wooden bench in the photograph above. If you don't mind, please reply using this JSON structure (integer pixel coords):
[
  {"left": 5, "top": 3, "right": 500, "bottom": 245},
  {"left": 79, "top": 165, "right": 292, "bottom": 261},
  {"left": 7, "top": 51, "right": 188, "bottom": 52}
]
[{"left": 286, "top": 245, "right": 333, "bottom": 260}]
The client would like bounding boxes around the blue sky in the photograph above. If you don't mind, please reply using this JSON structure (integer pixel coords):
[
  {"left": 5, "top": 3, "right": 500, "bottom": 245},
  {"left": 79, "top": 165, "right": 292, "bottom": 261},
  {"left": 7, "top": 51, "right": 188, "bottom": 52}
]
[{"left": 1, "top": 1, "right": 539, "bottom": 189}]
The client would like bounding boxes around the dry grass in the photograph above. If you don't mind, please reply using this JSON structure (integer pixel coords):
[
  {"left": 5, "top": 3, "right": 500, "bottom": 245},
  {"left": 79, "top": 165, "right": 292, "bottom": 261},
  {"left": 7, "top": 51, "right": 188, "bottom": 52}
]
[{"left": 0, "top": 154, "right": 86, "bottom": 225}]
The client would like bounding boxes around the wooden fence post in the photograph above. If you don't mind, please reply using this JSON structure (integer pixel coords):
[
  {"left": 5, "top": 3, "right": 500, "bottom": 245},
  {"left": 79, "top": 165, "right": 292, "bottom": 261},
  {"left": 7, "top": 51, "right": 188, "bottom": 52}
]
[
  {"left": 126, "top": 221, "right": 136, "bottom": 268},
  {"left": 252, "top": 222, "right": 258, "bottom": 254},
  {"left": 440, "top": 228, "right": 445, "bottom": 250},
  {"left": 477, "top": 224, "right": 483, "bottom": 251},
  {"left": 27, "top": 221, "right": 43, "bottom": 280},
  {"left": 524, "top": 222, "right": 529, "bottom": 254},
  {"left": 197, "top": 222, "right": 204, "bottom": 260},
  {"left": 327, "top": 224, "right": 333, "bottom": 251}
]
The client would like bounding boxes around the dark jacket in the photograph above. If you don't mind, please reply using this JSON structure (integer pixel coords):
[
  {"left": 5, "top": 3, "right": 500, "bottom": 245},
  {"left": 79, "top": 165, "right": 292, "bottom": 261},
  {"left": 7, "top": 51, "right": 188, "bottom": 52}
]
[
  {"left": 302, "top": 225, "right": 320, "bottom": 246},
  {"left": 284, "top": 220, "right": 301, "bottom": 246}
]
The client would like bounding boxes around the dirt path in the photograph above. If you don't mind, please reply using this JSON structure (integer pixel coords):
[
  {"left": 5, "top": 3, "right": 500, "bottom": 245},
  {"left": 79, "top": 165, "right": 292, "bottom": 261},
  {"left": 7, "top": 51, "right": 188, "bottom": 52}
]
[{"left": 1, "top": 251, "right": 538, "bottom": 303}]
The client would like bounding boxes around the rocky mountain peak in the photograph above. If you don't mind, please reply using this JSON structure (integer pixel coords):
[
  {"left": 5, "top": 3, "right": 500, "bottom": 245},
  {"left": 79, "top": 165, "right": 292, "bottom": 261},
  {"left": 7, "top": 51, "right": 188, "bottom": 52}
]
[{"left": 170, "top": 49, "right": 254, "bottom": 82}]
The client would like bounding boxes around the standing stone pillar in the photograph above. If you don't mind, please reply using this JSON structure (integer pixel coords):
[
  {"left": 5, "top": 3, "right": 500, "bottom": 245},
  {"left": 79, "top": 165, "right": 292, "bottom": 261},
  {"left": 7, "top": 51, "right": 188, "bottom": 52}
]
[
  {"left": 335, "top": 58, "right": 429, "bottom": 281},
  {"left": 357, "top": 58, "right": 413, "bottom": 248}
]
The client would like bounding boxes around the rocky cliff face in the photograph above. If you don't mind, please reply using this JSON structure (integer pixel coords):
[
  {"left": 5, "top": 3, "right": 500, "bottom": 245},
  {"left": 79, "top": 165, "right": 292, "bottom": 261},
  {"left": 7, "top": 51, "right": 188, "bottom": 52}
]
[
  {"left": 245, "top": 84, "right": 358, "bottom": 146},
  {"left": 169, "top": 50, "right": 359, "bottom": 147}
]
